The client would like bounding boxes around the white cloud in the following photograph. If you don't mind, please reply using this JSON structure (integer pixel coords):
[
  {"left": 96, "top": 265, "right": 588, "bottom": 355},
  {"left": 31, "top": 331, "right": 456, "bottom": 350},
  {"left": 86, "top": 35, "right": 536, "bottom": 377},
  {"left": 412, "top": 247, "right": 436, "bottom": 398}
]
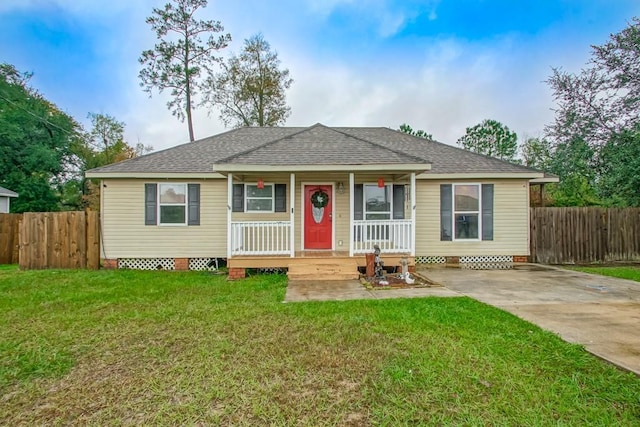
[
  {"left": 119, "top": 32, "right": 559, "bottom": 151},
  {"left": 2, "top": 0, "right": 615, "bottom": 153}
]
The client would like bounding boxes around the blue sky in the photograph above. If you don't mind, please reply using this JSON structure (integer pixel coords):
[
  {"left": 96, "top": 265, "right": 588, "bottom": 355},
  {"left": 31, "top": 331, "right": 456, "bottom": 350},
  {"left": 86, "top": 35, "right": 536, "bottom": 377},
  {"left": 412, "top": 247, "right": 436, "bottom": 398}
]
[{"left": 1, "top": 0, "right": 639, "bottom": 150}]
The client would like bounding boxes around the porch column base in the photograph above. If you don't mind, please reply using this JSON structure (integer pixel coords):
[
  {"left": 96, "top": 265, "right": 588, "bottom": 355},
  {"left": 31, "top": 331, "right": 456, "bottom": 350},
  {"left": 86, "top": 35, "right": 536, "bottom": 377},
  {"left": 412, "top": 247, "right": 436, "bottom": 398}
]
[
  {"left": 102, "top": 258, "right": 118, "bottom": 269},
  {"left": 228, "top": 267, "right": 246, "bottom": 280}
]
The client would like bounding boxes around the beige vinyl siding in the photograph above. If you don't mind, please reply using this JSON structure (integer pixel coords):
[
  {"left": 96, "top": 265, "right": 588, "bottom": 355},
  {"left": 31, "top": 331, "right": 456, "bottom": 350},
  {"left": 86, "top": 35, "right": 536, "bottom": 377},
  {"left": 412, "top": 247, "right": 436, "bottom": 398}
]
[
  {"left": 415, "top": 179, "right": 530, "bottom": 256},
  {"left": 0, "top": 197, "right": 8, "bottom": 213},
  {"left": 102, "top": 178, "right": 227, "bottom": 258}
]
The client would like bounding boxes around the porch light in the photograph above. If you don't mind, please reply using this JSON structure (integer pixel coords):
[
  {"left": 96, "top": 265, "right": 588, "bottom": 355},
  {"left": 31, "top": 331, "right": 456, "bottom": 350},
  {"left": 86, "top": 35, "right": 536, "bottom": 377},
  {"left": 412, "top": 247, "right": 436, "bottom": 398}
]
[
  {"left": 377, "top": 177, "right": 385, "bottom": 188},
  {"left": 337, "top": 182, "right": 344, "bottom": 194},
  {"left": 257, "top": 178, "right": 265, "bottom": 189}
]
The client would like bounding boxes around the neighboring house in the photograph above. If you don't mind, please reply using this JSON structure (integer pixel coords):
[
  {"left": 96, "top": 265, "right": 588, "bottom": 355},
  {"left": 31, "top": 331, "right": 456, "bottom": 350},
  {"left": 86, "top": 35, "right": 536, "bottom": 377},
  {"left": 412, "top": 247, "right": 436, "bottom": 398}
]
[
  {"left": 85, "top": 124, "right": 557, "bottom": 278},
  {"left": 0, "top": 186, "right": 18, "bottom": 213}
]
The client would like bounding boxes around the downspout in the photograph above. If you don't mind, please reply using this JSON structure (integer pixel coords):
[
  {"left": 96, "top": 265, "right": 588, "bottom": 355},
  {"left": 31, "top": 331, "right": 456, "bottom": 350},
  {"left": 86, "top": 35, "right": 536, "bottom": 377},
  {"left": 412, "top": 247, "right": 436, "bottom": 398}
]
[
  {"left": 227, "top": 173, "right": 233, "bottom": 259},
  {"left": 290, "top": 173, "right": 295, "bottom": 257},
  {"left": 349, "top": 172, "right": 354, "bottom": 257},
  {"left": 410, "top": 172, "right": 416, "bottom": 257}
]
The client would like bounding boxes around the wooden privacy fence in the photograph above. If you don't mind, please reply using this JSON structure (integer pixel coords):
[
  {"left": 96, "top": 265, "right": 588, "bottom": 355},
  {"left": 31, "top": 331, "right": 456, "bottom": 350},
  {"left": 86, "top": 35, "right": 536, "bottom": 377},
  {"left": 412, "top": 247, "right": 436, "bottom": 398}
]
[
  {"left": 0, "top": 213, "right": 21, "bottom": 264},
  {"left": 530, "top": 207, "right": 640, "bottom": 264},
  {"left": 18, "top": 211, "right": 100, "bottom": 270}
]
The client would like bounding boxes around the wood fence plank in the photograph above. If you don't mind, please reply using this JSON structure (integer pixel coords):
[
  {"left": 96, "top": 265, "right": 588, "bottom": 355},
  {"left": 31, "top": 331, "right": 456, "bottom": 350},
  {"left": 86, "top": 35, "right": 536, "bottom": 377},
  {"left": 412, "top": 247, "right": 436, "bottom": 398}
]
[
  {"left": 0, "top": 214, "right": 22, "bottom": 264},
  {"left": 86, "top": 211, "right": 99, "bottom": 270}
]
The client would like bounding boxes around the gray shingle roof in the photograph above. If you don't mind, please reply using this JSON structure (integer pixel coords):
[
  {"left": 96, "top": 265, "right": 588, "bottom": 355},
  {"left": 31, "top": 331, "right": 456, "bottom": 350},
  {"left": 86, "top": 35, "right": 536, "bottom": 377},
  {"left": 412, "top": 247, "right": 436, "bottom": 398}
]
[
  {"left": 216, "top": 124, "right": 428, "bottom": 166},
  {"left": 0, "top": 186, "right": 18, "bottom": 197},
  {"left": 86, "top": 123, "right": 542, "bottom": 175}
]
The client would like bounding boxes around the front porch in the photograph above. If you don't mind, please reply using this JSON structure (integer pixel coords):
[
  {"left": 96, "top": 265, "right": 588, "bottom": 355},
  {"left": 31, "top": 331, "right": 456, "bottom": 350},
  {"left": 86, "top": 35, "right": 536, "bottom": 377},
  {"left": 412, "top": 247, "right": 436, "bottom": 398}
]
[{"left": 219, "top": 165, "right": 426, "bottom": 280}]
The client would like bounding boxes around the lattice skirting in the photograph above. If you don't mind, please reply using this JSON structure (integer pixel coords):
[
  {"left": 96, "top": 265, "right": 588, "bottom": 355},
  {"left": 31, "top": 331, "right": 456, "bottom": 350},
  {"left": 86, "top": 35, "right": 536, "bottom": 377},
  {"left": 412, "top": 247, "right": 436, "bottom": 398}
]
[
  {"left": 416, "top": 255, "right": 515, "bottom": 270},
  {"left": 116, "top": 257, "right": 221, "bottom": 271},
  {"left": 460, "top": 255, "right": 513, "bottom": 264},
  {"left": 189, "top": 258, "right": 219, "bottom": 271},
  {"left": 415, "top": 256, "right": 446, "bottom": 264},
  {"left": 460, "top": 255, "right": 514, "bottom": 270},
  {"left": 118, "top": 258, "right": 176, "bottom": 270}
]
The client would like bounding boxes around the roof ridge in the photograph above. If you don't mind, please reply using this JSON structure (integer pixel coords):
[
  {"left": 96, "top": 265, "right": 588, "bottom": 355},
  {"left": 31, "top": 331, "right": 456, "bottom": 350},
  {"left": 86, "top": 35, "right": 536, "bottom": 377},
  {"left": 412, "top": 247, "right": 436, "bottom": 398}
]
[
  {"left": 382, "top": 127, "right": 544, "bottom": 174},
  {"left": 327, "top": 127, "right": 430, "bottom": 164},
  {"left": 213, "top": 123, "right": 329, "bottom": 164}
]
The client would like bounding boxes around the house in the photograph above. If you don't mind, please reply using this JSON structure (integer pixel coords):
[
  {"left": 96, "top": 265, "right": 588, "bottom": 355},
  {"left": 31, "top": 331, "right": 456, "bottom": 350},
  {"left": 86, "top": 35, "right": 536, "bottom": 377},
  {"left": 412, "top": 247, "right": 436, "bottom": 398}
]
[
  {"left": 0, "top": 186, "right": 18, "bottom": 213},
  {"left": 85, "top": 124, "right": 556, "bottom": 278}
]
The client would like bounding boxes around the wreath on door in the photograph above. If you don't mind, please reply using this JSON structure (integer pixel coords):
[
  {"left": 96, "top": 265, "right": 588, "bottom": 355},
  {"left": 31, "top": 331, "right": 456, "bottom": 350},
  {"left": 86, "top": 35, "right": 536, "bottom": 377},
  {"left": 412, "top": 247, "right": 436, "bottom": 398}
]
[{"left": 311, "top": 189, "right": 329, "bottom": 208}]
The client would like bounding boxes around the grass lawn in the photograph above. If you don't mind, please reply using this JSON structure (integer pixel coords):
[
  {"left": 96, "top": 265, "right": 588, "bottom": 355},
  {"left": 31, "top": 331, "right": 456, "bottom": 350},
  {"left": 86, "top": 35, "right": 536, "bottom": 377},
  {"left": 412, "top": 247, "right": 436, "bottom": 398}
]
[
  {"left": 1, "top": 267, "right": 639, "bottom": 425},
  {"left": 570, "top": 265, "right": 640, "bottom": 283}
]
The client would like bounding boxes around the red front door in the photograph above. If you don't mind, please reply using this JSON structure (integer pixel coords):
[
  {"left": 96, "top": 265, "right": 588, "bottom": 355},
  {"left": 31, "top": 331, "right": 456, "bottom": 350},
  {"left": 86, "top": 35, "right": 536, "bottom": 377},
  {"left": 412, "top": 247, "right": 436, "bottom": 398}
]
[{"left": 304, "top": 185, "right": 332, "bottom": 249}]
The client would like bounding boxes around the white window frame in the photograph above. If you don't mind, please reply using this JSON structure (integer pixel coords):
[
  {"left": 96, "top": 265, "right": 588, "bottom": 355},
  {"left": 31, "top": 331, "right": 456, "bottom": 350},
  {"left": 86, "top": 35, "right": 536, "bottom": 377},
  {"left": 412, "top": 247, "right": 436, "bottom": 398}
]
[
  {"left": 452, "top": 183, "right": 482, "bottom": 241},
  {"left": 245, "top": 183, "right": 275, "bottom": 213},
  {"left": 158, "top": 183, "right": 188, "bottom": 226},
  {"left": 363, "top": 183, "right": 393, "bottom": 221}
]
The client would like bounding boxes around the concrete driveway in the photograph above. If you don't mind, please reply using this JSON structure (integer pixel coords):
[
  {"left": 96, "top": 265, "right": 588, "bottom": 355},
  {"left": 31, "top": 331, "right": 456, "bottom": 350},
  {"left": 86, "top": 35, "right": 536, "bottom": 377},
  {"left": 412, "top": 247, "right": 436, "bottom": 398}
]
[{"left": 422, "top": 265, "right": 640, "bottom": 375}]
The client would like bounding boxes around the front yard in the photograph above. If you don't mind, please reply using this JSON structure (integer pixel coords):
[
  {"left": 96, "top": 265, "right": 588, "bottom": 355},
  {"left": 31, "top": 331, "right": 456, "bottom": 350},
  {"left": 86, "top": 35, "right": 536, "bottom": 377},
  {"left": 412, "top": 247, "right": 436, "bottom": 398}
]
[{"left": 0, "top": 267, "right": 639, "bottom": 425}]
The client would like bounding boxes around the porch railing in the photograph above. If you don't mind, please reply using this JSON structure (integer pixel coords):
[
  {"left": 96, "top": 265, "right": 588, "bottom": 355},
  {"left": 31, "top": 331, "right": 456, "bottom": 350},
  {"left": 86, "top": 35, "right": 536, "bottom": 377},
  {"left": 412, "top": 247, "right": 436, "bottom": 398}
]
[
  {"left": 353, "top": 220, "right": 412, "bottom": 254},
  {"left": 230, "top": 221, "right": 291, "bottom": 256}
]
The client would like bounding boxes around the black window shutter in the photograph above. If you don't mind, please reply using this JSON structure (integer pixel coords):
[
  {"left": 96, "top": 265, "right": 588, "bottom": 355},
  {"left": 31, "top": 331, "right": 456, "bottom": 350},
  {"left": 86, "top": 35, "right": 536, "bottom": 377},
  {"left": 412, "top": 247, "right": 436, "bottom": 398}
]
[
  {"left": 482, "top": 184, "right": 494, "bottom": 240},
  {"left": 145, "top": 183, "right": 157, "bottom": 225},
  {"left": 188, "top": 184, "right": 200, "bottom": 225},
  {"left": 440, "top": 184, "right": 452, "bottom": 241},
  {"left": 274, "top": 184, "right": 286, "bottom": 212},
  {"left": 393, "top": 185, "right": 405, "bottom": 219},
  {"left": 232, "top": 184, "right": 244, "bottom": 212},
  {"left": 354, "top": 184, "right": 364, "bottom": 220}
]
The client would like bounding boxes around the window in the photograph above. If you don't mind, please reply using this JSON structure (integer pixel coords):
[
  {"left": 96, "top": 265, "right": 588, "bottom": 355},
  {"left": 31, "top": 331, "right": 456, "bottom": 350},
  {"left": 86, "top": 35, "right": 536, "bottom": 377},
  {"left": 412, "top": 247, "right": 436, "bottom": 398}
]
[
  {"left": 440, "top": 183, "right": 493, "bottom": 241},
  {"left": 159, "top": 183, "right": 187, "bottom": 225},
  {"left": 364, "top": 184, "right": 391, "bottom": 220},
  {"left": 246, "top": 184, "right": 274, "bottom": 212},
  {"left": 145, "top": 183, "right": 200, "bottom": 226},
  {"left": 453, "top": 184, "right": 480, "bottom": 240}
]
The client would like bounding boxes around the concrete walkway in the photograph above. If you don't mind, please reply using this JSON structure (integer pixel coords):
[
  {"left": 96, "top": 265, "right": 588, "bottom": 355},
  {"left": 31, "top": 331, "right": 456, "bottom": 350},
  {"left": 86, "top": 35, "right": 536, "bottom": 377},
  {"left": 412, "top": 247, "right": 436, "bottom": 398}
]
[
  {"left": 284, "top": 279, "right": 459, "bottom": 302},
  {"left": 424, "top": 265, "right": 640, "bottom": 375}
]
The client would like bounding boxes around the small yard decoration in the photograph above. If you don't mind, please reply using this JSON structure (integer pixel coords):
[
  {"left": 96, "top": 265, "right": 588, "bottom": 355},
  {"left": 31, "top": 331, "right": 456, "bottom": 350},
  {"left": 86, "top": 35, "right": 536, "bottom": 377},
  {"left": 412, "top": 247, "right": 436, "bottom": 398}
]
[
  {"left": 310, "top": 189, "right": 329, "bottom": 223},
  {"left": 362, "top": 249, "right": 440, "bottom": 289}
]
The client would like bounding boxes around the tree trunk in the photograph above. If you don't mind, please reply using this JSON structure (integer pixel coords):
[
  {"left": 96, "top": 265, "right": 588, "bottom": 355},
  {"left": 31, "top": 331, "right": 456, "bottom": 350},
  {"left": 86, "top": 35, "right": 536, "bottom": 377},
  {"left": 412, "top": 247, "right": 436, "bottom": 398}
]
[
  {"left": 184, "top": 31, "right": 195, "bottom": 142},
  {"left": 186, "top": 91, "right": 195, "bottom": 142}
]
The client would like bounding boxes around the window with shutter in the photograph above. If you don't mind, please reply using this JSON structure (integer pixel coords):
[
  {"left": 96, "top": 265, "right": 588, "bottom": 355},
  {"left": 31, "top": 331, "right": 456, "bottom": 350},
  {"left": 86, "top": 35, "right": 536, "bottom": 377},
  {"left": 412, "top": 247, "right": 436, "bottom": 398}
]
[{"left": 145, "top": 183, "right": 200, "bottom": 226}]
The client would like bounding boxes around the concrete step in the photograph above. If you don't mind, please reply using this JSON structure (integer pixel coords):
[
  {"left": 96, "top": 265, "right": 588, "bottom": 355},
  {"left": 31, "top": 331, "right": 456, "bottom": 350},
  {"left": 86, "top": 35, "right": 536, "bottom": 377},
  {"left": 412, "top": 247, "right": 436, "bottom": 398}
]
[
  {"left": 288, "top": 272, "right": 359, "bottom": 281},
  {"left": 288, "top": 262, "right": 359, "bottom": 281}
]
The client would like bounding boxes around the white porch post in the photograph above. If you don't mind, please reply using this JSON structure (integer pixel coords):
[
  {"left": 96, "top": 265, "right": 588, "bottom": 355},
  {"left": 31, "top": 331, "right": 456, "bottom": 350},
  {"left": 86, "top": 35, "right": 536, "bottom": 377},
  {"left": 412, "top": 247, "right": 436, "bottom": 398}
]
[
  {"left": 349, "top": 172, "right": 354, "bottom": 257},
  {"left": 227, "top": 173, "right": 233, "bottom": 259},
  {"left": 290, "top": 173, "right": 295, "bottom": 257},
  {"left": 410, "top": 172, "right": 416, "bottom": 256}
]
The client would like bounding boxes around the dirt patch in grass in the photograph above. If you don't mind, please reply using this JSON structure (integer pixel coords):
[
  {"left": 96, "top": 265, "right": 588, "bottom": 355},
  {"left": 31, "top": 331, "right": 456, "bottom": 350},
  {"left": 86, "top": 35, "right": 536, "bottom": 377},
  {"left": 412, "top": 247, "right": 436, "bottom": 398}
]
[{"left": 361, "top": 271, "right": 442, "bottom": 289}]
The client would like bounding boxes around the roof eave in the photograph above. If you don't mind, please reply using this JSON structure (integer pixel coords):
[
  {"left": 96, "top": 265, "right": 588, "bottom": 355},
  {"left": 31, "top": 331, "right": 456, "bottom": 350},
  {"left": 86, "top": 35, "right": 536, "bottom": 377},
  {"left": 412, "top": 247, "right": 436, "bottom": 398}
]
[
  {"left": 212, "top": 163, "right": 432, "bottom": 173},
  {"left": 85, "top": 172, "right": 226, "bottom": 179},
  {"left": 417, "top": 172, "right": 545, "bottom": 179},
  {"left": 530, "top": 176, "right": 560, "bottom": 183}
]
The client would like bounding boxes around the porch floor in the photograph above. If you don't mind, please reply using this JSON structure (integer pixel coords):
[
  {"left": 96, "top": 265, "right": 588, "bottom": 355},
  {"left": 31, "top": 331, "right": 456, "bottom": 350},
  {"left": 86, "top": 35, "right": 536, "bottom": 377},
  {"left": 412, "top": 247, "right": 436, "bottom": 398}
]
[{"left": 228, "top": 251, "right": 414, "bottom": 270}]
